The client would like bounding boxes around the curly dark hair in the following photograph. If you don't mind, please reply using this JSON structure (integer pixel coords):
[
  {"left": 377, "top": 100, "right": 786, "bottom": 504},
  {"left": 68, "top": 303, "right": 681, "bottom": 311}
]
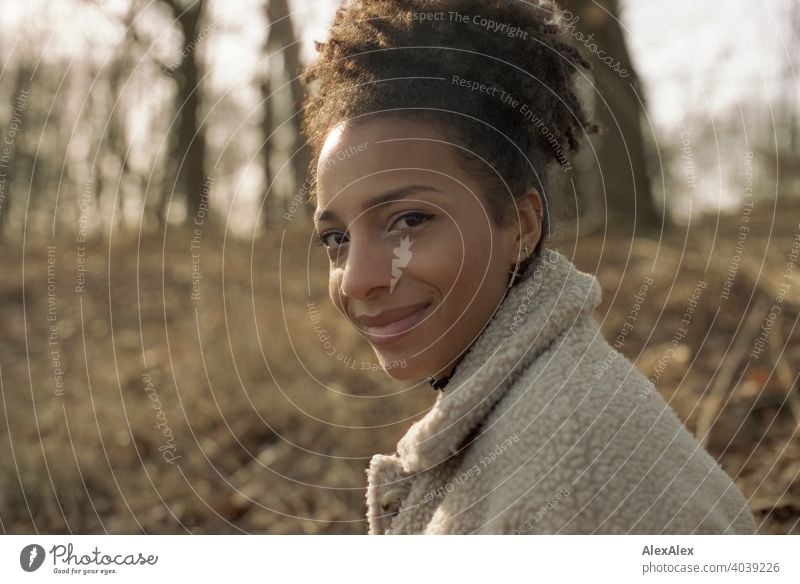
[{"left": 300, "top": 0, "right": 597, "bottom": 272}]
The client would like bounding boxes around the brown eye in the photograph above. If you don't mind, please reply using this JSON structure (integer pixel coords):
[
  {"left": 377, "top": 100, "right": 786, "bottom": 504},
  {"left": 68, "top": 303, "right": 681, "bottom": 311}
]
[
  {"left": 316, "top": 231, "right": 348, "bottom": 250},
  {"left": 390, "top": 212, "right": 432, "bottom": 231}
]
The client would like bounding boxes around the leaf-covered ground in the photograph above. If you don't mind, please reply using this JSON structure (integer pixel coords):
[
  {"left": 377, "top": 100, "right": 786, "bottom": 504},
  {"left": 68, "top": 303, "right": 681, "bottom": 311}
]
[{"left": 1, "top": 199, "right": 798, "bottom": 534}]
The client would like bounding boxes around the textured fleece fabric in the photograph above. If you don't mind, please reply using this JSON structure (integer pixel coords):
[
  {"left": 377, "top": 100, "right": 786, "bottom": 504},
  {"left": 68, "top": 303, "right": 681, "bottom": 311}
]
[{"left": 365, "top": 248, "right": 757, "bottom": 534}]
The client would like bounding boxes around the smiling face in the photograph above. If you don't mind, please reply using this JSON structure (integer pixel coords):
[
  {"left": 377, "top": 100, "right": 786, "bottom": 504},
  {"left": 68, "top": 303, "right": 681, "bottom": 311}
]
[{"left": 313, "top": 115, "right": 542, "bottom": 382}]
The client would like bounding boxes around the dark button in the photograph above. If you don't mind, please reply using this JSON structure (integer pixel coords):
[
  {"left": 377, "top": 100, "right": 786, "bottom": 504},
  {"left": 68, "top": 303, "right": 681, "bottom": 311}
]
[{"left": 380, "top": 488, "right": 407, "bottom": 516}]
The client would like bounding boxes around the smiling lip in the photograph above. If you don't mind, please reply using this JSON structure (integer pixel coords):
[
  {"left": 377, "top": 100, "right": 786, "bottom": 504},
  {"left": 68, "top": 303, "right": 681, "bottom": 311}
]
[{"left": 353, "top": 302, "right": 432, "bottom": 345}]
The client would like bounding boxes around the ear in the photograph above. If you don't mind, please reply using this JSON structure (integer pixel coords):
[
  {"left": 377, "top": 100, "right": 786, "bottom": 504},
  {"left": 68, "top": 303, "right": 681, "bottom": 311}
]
[{"left": 512, "top": 188, "right": 544, "bottom": 260}]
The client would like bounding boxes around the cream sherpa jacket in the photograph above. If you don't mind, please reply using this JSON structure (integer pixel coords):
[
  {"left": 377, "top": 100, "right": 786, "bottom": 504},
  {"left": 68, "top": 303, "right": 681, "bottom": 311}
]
[{"left": 365, "top": 248, "right": 757, "bottom": 534}]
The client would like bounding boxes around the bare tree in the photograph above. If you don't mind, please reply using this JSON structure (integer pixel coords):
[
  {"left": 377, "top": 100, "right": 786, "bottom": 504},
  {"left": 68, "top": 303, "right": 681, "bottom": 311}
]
[
  {"left": 558, "top": 0, "right": 666, "bottom": 235},
  {"left": 0, "top": 65, "right": 32, "bottom": 241},
  {"left": 260, "top": 2, "right": 277, "bottom": 228},
  {"left": 158, "top": 0, "right": 209, "bottom": 227},
  {"left": 95, "top": 2, "right": 142, "bottom": 234},
  {"left": 263, "top": 0, "right": 311, "bottom": 225}
]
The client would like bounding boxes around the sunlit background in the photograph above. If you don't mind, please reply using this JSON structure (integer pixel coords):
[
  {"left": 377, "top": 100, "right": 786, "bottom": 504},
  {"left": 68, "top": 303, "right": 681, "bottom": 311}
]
[{"left": 1, "top": 0, "right": 797, "bottom": 235}]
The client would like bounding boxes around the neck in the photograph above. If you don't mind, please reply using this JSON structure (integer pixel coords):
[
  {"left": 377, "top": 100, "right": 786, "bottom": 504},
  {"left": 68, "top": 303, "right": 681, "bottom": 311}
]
[{"left": 428, "top": 350, "right": 469, "bottom": 389}]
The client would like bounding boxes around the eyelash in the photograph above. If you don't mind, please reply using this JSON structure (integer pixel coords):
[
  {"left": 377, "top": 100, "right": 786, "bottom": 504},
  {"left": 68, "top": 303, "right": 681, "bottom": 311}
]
[{"left": 314, "top": 211, "right": 433, "bottom": 249}]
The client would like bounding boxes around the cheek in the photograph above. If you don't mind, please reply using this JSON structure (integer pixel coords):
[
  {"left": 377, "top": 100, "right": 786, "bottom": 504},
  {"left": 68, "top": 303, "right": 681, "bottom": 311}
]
[
  {"left": 328, "top": 270, "right": 345, "bottom": 313},
  {"left": 452, "top": 223, "right": 496, "bottom": 277},
  {"left": 411, "top": 223, "right": 496, "bottom": 297}
]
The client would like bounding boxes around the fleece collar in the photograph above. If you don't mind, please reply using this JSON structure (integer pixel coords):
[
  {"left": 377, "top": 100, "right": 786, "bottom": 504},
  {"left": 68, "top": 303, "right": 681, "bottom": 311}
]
[{"left": 394, "top": 247, "right": 603, "bottom": 474}]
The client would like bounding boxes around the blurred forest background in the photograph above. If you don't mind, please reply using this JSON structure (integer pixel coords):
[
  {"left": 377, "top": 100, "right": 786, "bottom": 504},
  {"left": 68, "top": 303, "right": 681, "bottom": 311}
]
[{"left": 1, "top": 0, "right": 799, "bottom": 534}]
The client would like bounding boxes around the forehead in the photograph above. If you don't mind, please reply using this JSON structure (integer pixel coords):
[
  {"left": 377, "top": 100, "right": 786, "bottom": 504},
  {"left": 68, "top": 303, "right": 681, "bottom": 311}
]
[{"left": 315, "top": 116, "right": 468, "bottom": 201}]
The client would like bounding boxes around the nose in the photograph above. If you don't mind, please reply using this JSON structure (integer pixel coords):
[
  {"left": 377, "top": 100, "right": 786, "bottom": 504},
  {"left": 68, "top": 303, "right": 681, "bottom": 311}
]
[{"left": 336, "top": 235, "right": 392, "bottom": 302}]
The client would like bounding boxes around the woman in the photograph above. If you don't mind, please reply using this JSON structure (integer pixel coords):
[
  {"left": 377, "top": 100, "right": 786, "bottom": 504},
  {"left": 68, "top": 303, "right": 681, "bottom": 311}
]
[{"left": 300, "top": 0, "right": 757, "bottom": 534}]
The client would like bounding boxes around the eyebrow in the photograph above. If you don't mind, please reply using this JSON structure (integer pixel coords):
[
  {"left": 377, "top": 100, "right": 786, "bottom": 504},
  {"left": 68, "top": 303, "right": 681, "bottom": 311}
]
[{"left": 313, "top": 185, "right": 444, "bottom": 224}]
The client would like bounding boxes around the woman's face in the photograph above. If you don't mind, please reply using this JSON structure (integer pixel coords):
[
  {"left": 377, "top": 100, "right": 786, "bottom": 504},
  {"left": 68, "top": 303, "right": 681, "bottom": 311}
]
[{"left": 313, "top": 116, "right": 541, "bottom": 381}]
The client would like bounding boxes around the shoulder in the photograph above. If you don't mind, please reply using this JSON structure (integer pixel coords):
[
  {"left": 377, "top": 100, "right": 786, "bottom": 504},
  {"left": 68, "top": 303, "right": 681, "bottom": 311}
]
[{"left": 473, "top": 316, "right": 755, "bottom": 533}]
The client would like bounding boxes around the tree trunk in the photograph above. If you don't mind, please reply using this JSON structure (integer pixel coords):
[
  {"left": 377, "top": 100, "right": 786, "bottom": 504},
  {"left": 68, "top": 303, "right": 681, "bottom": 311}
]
[
  {"left": 261, "top": 3, "right": 277, "bottom": 228},
  {"left": 0, "top": 66, "right": 31, "bottom": 242},
  {"left": 265, "top": 0, "right": 311, "bottom": 221},
  {"left": 162, "top": 0, "right": 208, "bottom": 226},
  {"left": 558, "top": 0, "right": 665, "bottom": 235}
]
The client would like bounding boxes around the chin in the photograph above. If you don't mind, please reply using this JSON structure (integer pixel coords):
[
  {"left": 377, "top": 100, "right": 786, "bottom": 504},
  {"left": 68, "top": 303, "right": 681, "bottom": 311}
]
[{"left": 374, "top": 351, "right": 430, "bottom": 382}]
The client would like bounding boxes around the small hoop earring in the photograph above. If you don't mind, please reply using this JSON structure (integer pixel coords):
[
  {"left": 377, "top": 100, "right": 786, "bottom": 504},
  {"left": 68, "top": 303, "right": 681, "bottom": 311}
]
[
  {"left": 508, "top": 242, "right": 533, "bottom": 289},
  {"left": 507, "top": 260, "right": 521, "bottom": 289}
]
